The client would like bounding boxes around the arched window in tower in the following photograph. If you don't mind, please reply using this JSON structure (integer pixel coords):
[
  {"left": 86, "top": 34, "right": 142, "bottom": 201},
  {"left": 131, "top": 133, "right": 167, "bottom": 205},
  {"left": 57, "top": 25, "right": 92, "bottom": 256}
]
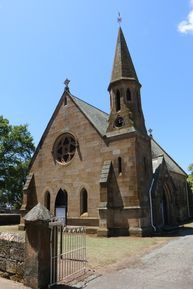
[
  {"left": 115, "top": 90, "right": 121, "bottom": 112},
  {"left": 80, "top": 189, "right": 88, "bottom": 216},
  {"left": 118, "top": 157, "right": 122, "bottom": 175},
  {"left": 44, "top": 191, "right": 50, "bottom": 211},
  {"left": 126, "top": 88, "right": 131, "bottom": 102}
]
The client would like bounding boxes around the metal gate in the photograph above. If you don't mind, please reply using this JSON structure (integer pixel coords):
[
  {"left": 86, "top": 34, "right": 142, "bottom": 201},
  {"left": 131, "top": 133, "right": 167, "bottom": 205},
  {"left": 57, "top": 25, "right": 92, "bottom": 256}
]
[{"left": 49, "top": 220, "right": 86, "bottom": 287}]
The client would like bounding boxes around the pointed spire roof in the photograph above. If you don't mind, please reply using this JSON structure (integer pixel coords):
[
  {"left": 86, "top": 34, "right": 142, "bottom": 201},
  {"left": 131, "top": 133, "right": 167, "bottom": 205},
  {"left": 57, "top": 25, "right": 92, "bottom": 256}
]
[{"left": 110, "top": 27, "right": 139, "bottom": 85}]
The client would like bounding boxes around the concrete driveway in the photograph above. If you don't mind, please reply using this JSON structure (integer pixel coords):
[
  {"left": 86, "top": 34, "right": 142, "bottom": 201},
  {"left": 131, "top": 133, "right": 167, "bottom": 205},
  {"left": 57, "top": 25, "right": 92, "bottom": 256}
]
[{"left": 84, "top": 232, "right": 193, "bottom": 289}]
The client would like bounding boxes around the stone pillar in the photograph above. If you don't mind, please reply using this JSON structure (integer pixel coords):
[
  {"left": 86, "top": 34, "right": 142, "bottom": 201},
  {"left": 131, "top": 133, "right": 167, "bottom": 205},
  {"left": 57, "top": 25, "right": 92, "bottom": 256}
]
[{"left": 23, "top": 203, "right": 52, "bottom": 289}]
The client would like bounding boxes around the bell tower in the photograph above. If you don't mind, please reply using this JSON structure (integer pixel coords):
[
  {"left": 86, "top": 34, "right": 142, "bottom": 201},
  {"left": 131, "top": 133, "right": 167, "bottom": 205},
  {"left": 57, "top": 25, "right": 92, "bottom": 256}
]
[
  {"left": 102, "top": 26, "right": 154, "bottom": 236},
  {"left": 107, "top": 27, "right": 146, "bottom": 134}
]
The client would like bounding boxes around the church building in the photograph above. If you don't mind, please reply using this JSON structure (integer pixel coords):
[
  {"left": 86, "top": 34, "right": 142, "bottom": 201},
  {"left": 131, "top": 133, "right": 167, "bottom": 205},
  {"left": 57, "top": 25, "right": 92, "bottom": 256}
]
[{"left": 20, "top": 27, "right": 192, "bottom": 236}]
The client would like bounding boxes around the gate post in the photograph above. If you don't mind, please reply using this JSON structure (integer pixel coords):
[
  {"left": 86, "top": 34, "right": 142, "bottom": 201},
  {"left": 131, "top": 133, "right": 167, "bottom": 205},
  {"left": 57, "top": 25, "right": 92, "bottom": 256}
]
[{"left": 23, "top": 203, "right": 52, "bottom": 289}]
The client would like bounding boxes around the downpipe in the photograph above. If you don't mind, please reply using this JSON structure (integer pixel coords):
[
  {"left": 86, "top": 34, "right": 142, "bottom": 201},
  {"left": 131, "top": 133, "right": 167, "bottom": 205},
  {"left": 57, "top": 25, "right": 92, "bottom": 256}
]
[
  {"left": 149, "top": 178, "right": 157, "bottom": 232},
  {"left": 186, "top": 182, "right": 191, "bottom": 218}
]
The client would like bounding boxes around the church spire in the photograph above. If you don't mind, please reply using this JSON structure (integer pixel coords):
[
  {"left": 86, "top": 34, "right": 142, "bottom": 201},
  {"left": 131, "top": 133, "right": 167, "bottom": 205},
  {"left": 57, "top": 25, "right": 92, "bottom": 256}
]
[
  {"left": 107, "top": 27, "right": 146, "bottom": 135},
  {"left": 110, "top": 27, "right": 139, "bottom": 86}
]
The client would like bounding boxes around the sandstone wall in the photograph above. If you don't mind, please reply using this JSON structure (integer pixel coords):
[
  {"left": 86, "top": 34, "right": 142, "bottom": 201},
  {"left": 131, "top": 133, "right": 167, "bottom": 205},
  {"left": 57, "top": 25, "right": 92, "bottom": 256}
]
[{"left": 0, "top": 232, "right": 24, "bottom": 282}]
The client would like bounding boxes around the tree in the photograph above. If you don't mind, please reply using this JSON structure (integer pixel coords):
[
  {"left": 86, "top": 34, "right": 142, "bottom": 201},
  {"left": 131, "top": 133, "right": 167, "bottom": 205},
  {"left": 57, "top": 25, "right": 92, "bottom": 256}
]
[
  {"left": 188, "top": 164, "right": 193, "bottom": 192},
  {"left": 0, "top": 116, "right": 35, "bottom": 209}
]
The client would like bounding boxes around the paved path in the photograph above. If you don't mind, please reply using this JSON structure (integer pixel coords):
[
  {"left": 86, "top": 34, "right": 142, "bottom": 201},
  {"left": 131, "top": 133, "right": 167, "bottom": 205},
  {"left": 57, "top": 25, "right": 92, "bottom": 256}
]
[{"left": 84, "top": 234, "right": 193, "bottom": 289}]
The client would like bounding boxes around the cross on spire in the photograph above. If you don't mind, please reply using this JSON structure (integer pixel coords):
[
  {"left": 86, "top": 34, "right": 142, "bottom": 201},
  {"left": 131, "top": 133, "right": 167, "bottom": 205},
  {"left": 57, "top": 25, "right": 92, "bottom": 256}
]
[
  {"left": 117, "top": 12, "right": 122, "bottom": 26},
  {"left": 148, "top": 128, "right": 153, "bottom": 138}
]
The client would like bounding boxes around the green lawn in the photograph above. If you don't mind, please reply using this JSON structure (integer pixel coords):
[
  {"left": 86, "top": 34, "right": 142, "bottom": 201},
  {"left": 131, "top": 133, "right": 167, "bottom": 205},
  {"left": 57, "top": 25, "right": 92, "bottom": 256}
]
[{"left": 86, "top": 235, "right": 171, "bottom": 270}]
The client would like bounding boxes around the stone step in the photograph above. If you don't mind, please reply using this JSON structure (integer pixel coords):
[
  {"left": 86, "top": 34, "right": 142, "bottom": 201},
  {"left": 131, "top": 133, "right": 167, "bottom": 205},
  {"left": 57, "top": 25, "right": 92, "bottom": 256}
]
[{"left": 85, "top": 226, "right": 98, "bottom": 234}]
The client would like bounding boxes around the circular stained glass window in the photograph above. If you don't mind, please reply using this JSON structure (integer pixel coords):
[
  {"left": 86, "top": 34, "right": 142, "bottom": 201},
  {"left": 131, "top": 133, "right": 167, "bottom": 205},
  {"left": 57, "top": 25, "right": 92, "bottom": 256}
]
[{"left": 54, "top": 133, "right": 76, "bottom": 164}]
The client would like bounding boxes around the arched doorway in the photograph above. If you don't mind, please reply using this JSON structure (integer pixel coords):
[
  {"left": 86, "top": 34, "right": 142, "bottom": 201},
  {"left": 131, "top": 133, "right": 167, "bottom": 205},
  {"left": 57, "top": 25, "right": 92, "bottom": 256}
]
[
  {"left": 44, "top": 191, "right": 50, "bottom": 211},
  {"left": 55, "top": 189, "right": 68, "bottom": 224},
  {"left": 80, "top": 189, "right": 88, "bottom": 216}
]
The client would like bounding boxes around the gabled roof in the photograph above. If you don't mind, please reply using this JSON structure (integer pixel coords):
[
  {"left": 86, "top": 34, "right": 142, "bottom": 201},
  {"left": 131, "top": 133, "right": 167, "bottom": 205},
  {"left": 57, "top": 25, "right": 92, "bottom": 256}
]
[
  {"left": 110, "top": 27, "right": 139, "bottom": 84},
  {"left": 151, "top": 138, "right": 187, "bottom": 176},
  {"left": 28, "top": 91, "right": 109, "bottom": 170}
]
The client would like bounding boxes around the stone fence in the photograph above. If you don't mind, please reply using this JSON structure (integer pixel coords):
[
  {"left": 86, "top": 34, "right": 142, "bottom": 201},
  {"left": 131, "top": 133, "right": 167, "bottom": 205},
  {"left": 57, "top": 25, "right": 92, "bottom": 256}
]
[{"left": 0, "top": 232, "right": 25, "bottom": 282}]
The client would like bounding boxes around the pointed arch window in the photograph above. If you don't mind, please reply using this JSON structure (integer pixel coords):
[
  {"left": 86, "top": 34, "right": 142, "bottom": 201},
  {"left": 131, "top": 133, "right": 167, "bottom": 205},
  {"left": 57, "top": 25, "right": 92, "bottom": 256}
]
[
  {"left": 80, "top": 189, "right": 88, "bottom": 215},
  {"left": 118, "top": 157, "right": 122, "bottom": 175},
  {"left": 126, "top": 88, "right": 131, "bottom": 102},
  {"left": 115, "top": 90, "right": 121, "bottom": 112},
  {"left": 44, "top": 191, "right": 50, "bottom": 211},
  {"left": 64, "top": 96, "right": 67, "bottom": 106}
]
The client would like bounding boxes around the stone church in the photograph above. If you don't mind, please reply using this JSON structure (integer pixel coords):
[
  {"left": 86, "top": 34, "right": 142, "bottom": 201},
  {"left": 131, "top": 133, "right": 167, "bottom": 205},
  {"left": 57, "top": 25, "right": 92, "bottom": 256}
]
[{"left": 20, "top": 27, "right": 192, "bottom": 236}]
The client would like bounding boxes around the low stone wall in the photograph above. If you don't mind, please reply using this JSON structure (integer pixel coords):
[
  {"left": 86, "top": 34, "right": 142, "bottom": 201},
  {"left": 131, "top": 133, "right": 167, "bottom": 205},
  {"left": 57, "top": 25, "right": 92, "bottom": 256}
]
[
  {"left": 0, "top": 232, "right": 25, "bottom": 282},
  {"left": 0, "top": 214, "right": 20, "bottom": 225}
]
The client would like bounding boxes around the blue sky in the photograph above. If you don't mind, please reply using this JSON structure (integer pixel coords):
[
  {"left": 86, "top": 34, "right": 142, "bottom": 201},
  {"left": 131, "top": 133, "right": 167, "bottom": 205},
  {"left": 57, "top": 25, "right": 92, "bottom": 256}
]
[{"left": 0, "top": 0, "right": 193, "bottom": 172}]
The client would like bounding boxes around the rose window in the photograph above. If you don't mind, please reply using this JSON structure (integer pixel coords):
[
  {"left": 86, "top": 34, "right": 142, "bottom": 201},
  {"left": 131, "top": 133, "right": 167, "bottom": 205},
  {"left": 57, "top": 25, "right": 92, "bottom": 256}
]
[{"left": 54, "top": 134, "right": 76, "bottom": 164}]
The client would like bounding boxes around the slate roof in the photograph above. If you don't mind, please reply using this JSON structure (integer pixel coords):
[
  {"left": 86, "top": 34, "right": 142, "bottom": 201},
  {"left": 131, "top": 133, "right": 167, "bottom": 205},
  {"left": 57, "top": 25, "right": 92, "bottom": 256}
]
[
  {"left": 152, "top": 156, "right": 164, "bottom": 174},
  {"left": 110, "top": 27, "right": 139, "bottom": 84},
  {"left": 151, "top": 156, "right": 164, "bottom": 194},
  {"left": 71, "top": 95, "right": 108, "bottom": 136},
  {"left": 151, "top": 138, "right": 187, "bottom": 176}
]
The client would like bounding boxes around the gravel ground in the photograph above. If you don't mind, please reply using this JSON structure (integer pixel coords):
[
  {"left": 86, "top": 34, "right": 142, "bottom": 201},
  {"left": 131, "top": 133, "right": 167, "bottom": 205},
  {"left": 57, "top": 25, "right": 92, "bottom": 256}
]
[{"left": 83, "top": 233, "right": 193, "bottom": 289}]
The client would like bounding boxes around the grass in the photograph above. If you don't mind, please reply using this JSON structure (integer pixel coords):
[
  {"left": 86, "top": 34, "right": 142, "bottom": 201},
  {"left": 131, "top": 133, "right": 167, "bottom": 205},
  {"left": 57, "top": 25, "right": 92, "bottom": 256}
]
[
  {"left": 0, "top": 225, "right": 25, "bottom": 235},
  {"left": 86, "top": 235, "right": 171, "bottom": 270}
]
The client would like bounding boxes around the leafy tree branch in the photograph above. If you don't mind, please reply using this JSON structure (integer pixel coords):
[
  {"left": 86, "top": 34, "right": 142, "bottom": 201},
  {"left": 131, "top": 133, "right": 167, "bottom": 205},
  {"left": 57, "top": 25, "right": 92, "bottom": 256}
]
[{"left": 0, "top": 116, "right": 35, "bottom": 209}]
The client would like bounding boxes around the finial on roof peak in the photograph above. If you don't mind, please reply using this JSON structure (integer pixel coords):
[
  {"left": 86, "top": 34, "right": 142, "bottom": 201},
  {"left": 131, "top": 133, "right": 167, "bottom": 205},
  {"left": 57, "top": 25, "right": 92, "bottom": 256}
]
[
  {"left": 64, "top": 78, "right": 70, "bottom": 91},
  {"left": 117, "top": 12, "right": 122, "bottom": 26}
]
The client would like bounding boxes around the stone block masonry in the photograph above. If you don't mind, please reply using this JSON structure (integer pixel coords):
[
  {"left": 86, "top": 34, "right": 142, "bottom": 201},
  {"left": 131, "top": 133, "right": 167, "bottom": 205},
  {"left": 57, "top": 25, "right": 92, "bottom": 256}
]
[{"left": 0, "top": 232, "right": 25, "bottom": 282}]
